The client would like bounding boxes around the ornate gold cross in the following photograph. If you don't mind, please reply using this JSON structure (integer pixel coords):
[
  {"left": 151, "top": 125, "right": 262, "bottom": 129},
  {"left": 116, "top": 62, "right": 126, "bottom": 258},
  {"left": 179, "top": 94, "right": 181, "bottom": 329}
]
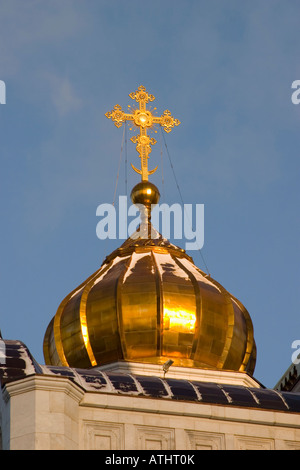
[{"left": 105, "top": 85, "right": 180, "bottom": 181}]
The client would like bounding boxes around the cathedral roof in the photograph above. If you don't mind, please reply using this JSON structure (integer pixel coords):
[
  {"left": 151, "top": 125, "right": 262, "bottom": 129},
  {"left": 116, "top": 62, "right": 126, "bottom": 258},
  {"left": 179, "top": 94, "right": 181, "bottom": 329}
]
[{"left": 1, "top": 339, "right": 300, "bottom": 414}]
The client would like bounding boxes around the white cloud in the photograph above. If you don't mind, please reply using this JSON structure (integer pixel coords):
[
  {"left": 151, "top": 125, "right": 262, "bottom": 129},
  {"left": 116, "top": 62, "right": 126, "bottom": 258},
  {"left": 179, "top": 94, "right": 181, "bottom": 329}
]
[{"left": 46, "top": 74, "right": 82, "bottom": 116}]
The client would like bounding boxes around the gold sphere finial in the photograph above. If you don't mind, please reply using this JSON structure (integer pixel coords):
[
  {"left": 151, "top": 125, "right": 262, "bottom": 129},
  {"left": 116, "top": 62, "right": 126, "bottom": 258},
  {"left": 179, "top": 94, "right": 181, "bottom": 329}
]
[
  {"left": 130, "top": 181, "right": 160, "bottom": 208},
  {"left": 131, "top": 181, "right": 160, "bottom": 239}
]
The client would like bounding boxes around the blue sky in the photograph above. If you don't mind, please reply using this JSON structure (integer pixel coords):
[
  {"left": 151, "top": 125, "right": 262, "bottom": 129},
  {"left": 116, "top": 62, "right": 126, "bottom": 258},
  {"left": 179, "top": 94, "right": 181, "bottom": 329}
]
[{"left": 0, "top": 0, "right": 299, "bottom": 388}]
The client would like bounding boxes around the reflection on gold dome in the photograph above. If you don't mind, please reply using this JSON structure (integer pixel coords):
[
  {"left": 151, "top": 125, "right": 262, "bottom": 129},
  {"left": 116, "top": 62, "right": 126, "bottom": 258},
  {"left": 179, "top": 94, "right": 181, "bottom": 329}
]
[{"left": 163, "top": 308, "right": 196, "bottom": 334}]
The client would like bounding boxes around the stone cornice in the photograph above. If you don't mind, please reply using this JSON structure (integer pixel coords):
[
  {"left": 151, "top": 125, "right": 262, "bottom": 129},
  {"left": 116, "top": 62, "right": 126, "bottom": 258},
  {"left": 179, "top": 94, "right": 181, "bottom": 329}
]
[{"left": 2, "top": 374, "right": 84, "bottom": 404}]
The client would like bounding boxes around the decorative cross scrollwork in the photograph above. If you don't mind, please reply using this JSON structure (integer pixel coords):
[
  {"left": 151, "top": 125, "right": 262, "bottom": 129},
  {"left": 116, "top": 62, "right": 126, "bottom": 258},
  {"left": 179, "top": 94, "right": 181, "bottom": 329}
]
[{"left": 106, "top": 86, "right": 180, "bottom": 181}]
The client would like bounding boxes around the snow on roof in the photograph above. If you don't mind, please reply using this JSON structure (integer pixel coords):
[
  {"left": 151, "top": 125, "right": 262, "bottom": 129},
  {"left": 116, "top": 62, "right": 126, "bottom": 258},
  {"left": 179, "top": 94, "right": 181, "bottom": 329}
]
[
  {"left": 122, "top": 252, "right": 152, "bottom": 283},
  {"left": 153, "top": 252, "right": 190, "bottom": 281},
  {"left": 178, "top": 257, "right": 221, "bottom": 292}
]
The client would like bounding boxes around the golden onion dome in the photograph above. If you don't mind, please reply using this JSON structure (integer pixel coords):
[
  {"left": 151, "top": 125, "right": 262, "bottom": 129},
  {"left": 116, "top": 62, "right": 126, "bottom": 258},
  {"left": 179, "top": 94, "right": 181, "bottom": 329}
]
[{"left": 43, "top": 181, "right": 256, "bottom": 375}]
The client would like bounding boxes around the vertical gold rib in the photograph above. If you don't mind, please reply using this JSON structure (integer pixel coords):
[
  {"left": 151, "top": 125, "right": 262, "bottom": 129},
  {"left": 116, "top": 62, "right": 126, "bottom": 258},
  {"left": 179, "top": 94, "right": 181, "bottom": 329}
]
[
  {"left": 79, "top": 285, "right": 97, "bottom": 367},
  {"left": 151, "top": 251, "right": 163, "bottom": 356},
  {"left": 52, "top": 266, "right": 104, "bottom": 367},
  {"left": 116, "top": 255, "right": 133, "bottom": 361},
  {"left": 173, "top": 256, "right": 201, "bottom": 359},
  {"left": 210, "top": 280, "right": 235, "bottom": 370},
  {"left": 79, "top": 262, "right": 114, "bottom": 367},
  {"left": 202, "top": 275, "right": 243, "bottom": 370},
  {"left": 43, "top": 318, "right": 54, "bottom": 365},
  {"left": 231, "top": 294, "right": 255, "bottom": 372},
  {"left": 53, "top": 296, "right": 73, "bottom": 367}
]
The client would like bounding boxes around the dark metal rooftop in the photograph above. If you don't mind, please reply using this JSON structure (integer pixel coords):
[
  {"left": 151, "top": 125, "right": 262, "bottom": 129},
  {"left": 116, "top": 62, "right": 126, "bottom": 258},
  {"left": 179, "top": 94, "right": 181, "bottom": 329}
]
[{"left": 1, "top": 339, "right": 300, "bottom": 413}]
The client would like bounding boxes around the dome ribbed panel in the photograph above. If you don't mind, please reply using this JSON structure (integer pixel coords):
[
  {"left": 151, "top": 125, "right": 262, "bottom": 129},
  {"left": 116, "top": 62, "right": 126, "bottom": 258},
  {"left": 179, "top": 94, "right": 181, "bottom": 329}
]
[
  {"left": 222, "top": 299, "right": 248, "bottom": 371},
  {"left": 60, "top": 289, "right": 90, "bottom": 368},
  {"left": 178, "top": 257, "right": 229, "bottom": 368},
  {"left": 43, "top": 317, "right": 61, "bottom": 366},
  {"left": 43, "top": 231, "right": 256, "bottom": 375},
  {"left": 85, "top": 257, "right": 129, "bottom": 366},
  {"left": 118, "top": 252, "right": 158, "bottom": 360},
  {"left": 153, "top": 252, "right": 197, "bottom": 362}
]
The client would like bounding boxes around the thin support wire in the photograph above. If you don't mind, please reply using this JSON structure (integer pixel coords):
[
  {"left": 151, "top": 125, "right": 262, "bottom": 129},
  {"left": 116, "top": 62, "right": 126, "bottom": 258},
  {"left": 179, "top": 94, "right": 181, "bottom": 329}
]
[
  {"left": 125, "top": 122, "right": 128, "bottom": 198},
  {"left": 112, "top": 123, "right": 126, "bottom": 207},
  {"left": 160, "top": 127, "right": 211, "bottom": 276},
  {"left": 160, "top": 126, "right": 165, "bottom": 203}
]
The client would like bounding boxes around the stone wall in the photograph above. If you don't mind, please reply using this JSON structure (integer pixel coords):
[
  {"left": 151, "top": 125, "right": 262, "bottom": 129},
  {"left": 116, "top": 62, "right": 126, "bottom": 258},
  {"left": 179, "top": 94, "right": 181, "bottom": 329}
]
[{"left": 1, "top": 374, "right": 300, "bottom": 450}]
